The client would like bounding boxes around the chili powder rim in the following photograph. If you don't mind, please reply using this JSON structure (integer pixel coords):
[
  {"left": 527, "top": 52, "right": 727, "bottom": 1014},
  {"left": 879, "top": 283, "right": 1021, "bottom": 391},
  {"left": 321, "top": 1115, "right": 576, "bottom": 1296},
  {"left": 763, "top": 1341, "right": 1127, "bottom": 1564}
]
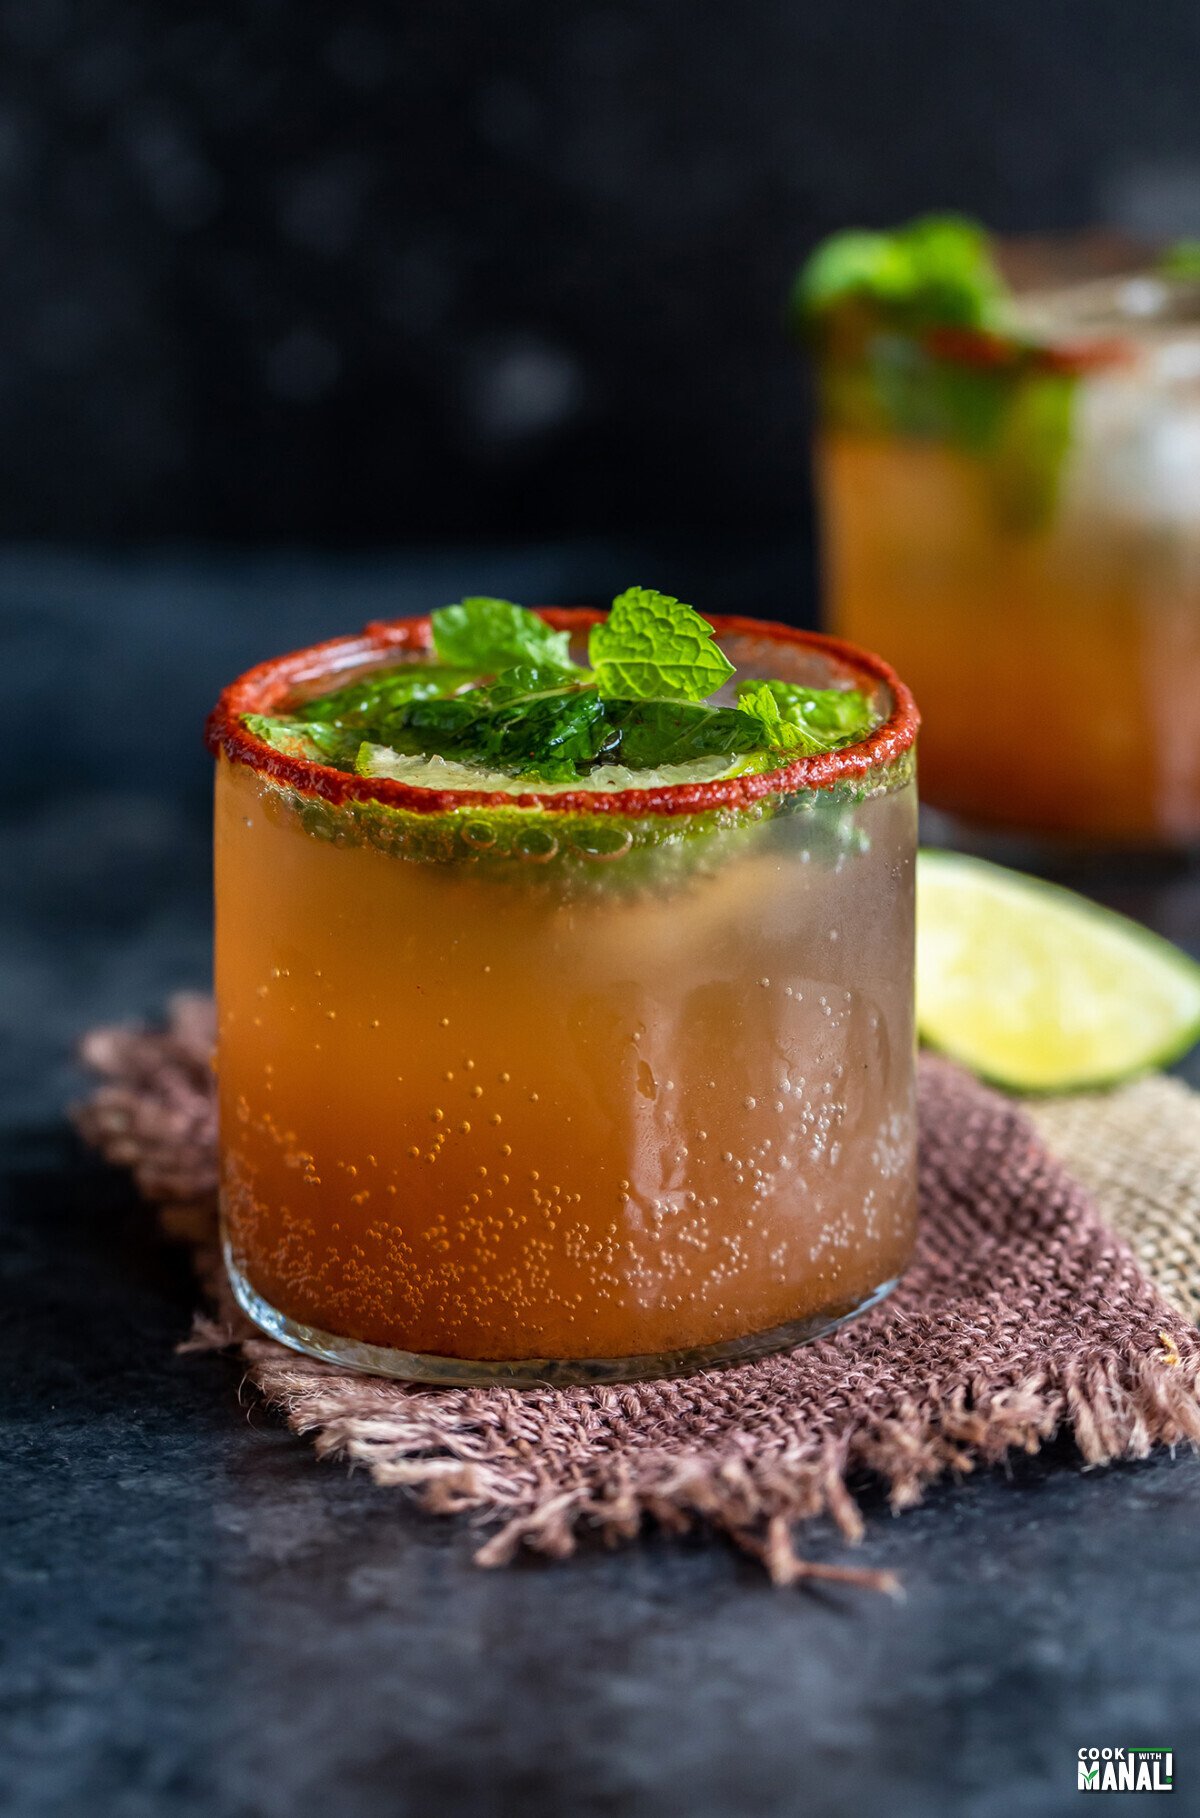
[{"left": 920, "top": 321, "right": 1133, "bottom": 376}]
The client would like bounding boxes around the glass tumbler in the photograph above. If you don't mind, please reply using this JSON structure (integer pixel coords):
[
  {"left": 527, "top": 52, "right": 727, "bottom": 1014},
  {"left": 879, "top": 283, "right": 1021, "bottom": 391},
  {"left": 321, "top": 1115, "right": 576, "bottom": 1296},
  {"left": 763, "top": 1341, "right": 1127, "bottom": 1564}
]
[{"left": 209, "top": 612, "right": 920, "bottom": 1385}]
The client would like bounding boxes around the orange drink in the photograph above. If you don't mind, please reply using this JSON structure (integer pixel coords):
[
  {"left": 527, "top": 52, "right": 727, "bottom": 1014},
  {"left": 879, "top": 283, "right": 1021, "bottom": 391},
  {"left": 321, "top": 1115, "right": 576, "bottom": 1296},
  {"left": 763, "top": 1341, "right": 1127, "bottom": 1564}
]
[
  {"left": 209, "top": 601, "right": 919, "bottom": 1383},
  {"left": 801, "top": 218, "right": 1200, "bottom": 844}
]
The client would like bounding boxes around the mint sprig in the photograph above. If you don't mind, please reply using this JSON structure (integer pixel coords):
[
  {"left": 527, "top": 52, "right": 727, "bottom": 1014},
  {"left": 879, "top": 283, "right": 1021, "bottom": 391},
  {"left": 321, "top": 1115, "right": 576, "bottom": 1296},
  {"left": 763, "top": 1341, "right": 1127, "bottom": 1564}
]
[
  {"left": 431, "top": 596, "right": 572, "bottom": 672},
  {"left": 588, "top": 587, "right": 735, "bottom": 702},
  {"left": 793, "top": 213, "right": 1004, "bottom": 335},
  {"left": 293, "top": 663, "right": 478, "bottom": 727},
  {"left": 390, "top": 672, "right": 613, "bottom": 782},
  {"left": 243, "top": 590, "right": 877, "bottom": 785},
  {"left": 606, "top": 699, "right": 764, "bottom": 767},
  {"left": 243, "top": 713, "right": 362, "bottom": 768},
  {"left": 736, "top": 683, "right": 817, "bottom": 753},
  {"left": 1160, "top": 240, "right": 1200, "bottom": 280},
  {"left": 737, "top": 680, "right": 876, "bottom": 752},
  {"left": 794, "top": 214, "right": 1086, "bottom": 536}
]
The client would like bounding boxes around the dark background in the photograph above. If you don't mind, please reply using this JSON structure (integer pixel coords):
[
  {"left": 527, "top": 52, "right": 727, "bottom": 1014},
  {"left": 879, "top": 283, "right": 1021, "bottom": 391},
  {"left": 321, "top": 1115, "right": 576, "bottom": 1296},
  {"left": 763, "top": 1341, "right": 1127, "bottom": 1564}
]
[{"left": 3, "top": 0, "right": 1200, "bottom": 546}]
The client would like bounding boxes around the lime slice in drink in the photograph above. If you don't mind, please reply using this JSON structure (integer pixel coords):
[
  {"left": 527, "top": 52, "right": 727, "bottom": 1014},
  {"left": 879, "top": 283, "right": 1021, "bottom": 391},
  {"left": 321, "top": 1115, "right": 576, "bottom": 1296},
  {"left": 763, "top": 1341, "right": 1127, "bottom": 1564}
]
[
  {"left": 917, "top": 849, "right": 1200, "bottom": 1091},
  {"left": 355, "top": 745, "right": 767, "bottom": 793}
]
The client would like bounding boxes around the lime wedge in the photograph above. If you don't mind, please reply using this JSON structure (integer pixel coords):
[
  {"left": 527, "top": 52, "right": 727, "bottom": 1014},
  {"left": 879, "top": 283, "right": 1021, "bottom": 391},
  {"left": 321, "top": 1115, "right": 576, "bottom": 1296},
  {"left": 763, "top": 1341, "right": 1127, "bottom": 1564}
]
[
  {"left": 917, "top": 849, "right": 1200, "bottom": 1091},
  {"left": 355, "top": 745, "right": 766, "bottom": 793}
]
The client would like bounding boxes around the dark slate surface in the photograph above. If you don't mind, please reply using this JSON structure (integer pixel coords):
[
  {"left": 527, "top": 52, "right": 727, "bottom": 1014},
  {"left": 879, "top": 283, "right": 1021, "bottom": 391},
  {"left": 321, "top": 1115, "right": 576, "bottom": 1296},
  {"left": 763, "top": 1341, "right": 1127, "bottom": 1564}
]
[
  {"left": 3, "top": 3, "right": 1200, "bottom": 542},
  {"left": 5, "top": 550, "right": 1200, "bottom": 1818}
]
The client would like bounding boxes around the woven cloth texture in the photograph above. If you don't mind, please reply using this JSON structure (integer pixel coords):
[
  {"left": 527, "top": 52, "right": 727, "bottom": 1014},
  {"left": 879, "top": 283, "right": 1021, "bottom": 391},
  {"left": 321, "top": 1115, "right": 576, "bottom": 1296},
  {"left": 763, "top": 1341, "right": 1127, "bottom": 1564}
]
[
  {"left": 74, "top": 996, "right": 1200, "bottom": 1589},
  {"left": 1031, "top": 1078, "right": 1200, "bottom": 1326}
]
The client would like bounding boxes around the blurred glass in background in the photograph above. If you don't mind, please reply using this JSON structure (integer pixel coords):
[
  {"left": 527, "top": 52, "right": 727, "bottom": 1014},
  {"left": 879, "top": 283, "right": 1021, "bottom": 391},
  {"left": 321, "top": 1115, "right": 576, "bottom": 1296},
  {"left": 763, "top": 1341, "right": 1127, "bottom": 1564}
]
[{"left": 801, "top": 221, "right": 1200, "bottom": 846}]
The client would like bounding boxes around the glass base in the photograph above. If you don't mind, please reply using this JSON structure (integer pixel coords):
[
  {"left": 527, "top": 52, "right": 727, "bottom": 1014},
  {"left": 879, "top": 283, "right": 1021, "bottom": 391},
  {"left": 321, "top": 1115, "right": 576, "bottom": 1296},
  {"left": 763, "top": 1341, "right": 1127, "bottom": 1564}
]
[{"left": 224, "top": 1244, "right": 900, "bottom": 1387}]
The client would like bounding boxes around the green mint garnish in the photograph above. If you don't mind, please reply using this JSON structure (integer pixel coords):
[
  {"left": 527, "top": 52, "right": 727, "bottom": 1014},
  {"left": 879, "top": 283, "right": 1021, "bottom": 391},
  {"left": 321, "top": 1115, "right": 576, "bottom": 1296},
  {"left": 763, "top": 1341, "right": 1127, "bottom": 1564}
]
[
  {"left": 991, "top": 368, "right": 1076, "bottom": 533},
  {"left": 431, "top": 597, "right": 572, "bottom": 672},
  {"left": 736, "top": 683, "right": 817, "bottom": 752},
  {"left": 1160, "top": 240, "right": 1200, "bottom": 280},
  {"left": 737, "top": 680, "right": 875, "bottom": 753},
  {"left": 606, "top": 700, "right": 764, "bottom": 767},
  {"left": 292, "top": 664, "right": 478, "bottom": 727},
  {"left": 484, "top": 663, "right": 587, "bottom": 703},
  {"left": 375, "top": 672, "right": 614, "bottom": 783},
  {"left": 243, "top": 589, "right": 879, "bottom": 786},
  {"left": 588, "top": 586, "right": 736, "bottom": 702},
  {"left": 793, "top": 214, "right": 1004, "bottom": 334},
  {"left": 243, "top": 714, "right": 362, "bottom": 768},
  {"left": 795, "top": 212, "right": 1081, "bottom": 535}
]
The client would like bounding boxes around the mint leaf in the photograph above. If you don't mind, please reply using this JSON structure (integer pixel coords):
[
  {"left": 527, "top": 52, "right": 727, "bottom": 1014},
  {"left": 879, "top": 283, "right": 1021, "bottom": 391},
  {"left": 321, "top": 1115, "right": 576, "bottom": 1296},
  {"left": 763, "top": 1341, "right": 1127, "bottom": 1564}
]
[
  {"left": 608, "top": 699, "right": 763, "bottom": 767},
  {"left": 377, "top": 675, "right": 614, "bottom": 782},
  {"left": 383, "top": 695, "right": 483, "bottom": 756},
  {"left": 793, "top": 213, "right": 1003, "bottom": 334},
  {"left": 736, "top": 681, "right": 875, "bottom": 752},
  {"left": 589, "top": 587, "right": 735, "bottom": 702},
  {"left": 293, "top": 663, "right": 478, "bottom": 728},
  {"left": 893, "top": 214, "right": 1004, "bottom": 328},
  {"left": 483, "top": 663, "right": 585, "bottom": 704},
  {"left": 991, "top": 369, "right": 1077, "bottom": 533},
  {"left": 431, "top": 597, "right": 573, "bottom": 672},
  {"left": 792, "top": 230, "right": 912, "bottom": 319},
  {"left": 477, "top": 686, "right": 611, "bottom": 780},
  {"left": 1160, "top": 240, "right": 1200, "bottom": 279},
  {"left": 243, "top": 714, "right": 361, "bottom": 767},
  {"left": 735, "top": 683, "right": 820, "bottom": 753}
]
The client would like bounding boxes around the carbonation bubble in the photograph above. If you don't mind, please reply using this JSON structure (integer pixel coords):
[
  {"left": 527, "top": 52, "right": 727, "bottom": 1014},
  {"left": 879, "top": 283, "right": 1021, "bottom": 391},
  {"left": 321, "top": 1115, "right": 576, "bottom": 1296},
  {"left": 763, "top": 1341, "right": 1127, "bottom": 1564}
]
[
  {"left": 515, "top": 825, "right": 559, "bottom": 863},
  {"left": 462, "top": 818, "right": 497, "bottom": 850},
  {"left": 569, "top": 821, "right": 634, "bottom": 861}
]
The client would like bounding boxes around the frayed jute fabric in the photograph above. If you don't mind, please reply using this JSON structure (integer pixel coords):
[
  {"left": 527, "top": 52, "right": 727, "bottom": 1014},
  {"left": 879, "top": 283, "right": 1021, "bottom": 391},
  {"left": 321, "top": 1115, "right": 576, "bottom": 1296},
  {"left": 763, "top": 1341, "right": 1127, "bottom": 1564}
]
[{"left": 75, "top": 996, "right": 1200, "bottom": 1590}]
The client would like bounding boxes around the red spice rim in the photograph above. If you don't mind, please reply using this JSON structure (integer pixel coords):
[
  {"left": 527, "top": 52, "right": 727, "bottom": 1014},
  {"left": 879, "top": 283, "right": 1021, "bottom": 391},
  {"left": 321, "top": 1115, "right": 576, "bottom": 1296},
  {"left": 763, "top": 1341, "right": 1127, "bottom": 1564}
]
[
  {"left": 921, "top": 322, "right": 1134, "bottom": 376},
  {"left": 206, "top": 609, "right": 919, "bottom": 819}
]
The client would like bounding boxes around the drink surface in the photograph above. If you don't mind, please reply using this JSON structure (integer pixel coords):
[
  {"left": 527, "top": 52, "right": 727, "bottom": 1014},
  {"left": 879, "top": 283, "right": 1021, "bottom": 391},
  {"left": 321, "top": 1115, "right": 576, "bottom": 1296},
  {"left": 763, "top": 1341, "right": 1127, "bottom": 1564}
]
[
  {"left": 211, "top": 604, "right": 919, "bottom": 1372},
  {"left": 799, "top": 219, "right": 1200, "bottom": 844}
]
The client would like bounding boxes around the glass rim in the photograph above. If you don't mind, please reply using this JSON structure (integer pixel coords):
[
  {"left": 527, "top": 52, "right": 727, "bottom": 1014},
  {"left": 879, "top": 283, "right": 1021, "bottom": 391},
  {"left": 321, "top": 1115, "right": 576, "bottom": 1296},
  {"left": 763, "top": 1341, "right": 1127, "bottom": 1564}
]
[
  {"left": 206, "top": 609, "right": 919, "bottom": 819},
  {"left": 908, "top": 270, "right": 1200, "bottom": 377},
  {"left": 918, "top": 321, "right": 1134, "bottom": 377}
]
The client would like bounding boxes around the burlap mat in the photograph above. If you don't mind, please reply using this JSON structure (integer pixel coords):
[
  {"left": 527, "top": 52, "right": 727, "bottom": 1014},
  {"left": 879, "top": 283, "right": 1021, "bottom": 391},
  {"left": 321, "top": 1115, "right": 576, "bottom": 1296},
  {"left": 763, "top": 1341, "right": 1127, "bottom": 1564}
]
[
  {"left": 74, "top": 995, "right": 1200, "bottom": 1591},
  {"left": 1030, "top": 1080, "right": 1200, "bottom": 1326}
]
